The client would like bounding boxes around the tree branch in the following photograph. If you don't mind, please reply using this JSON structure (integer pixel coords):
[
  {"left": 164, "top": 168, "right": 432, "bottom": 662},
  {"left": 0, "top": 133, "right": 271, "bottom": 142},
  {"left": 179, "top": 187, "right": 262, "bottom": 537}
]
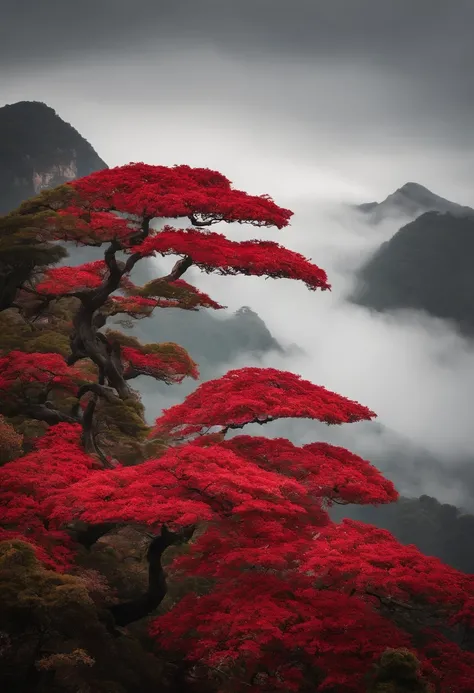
[
  {"left": 365, "top": 589, "right": 420, "bottom": 611},
  {"left": 188, "top": 213, "right": 220, "bottom": 227},
  {"left": 163, "top": 255, "right": 193, "bottom": 281},
  {"left": 108, "top": 524, "right": 195, "bottom": 627},
  {"left": 77, "top": 383, "right": 119, "bottom": 403},
  {"left": 72, "top": 522, "right": 117, "bottom": 549},
  {"left": 25, "top": 404, "right": 79, "bottom": 426},
  {"left": 221, "top": 416, "right": 276, "bottom": 435}
]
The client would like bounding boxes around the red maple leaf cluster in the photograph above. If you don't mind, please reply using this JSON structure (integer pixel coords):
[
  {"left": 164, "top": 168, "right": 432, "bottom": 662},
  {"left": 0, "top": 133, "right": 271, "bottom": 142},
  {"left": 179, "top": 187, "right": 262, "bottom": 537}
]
[
  {"left": 137, "top": 226, "right": 330, "bottom": 291},
  {"left": 35, "top": 260, "right": 108, "bottom": 295},
  {"left": 50, "top": 207, "right": 138, "bottom": 245},
  {"left": 151, "top": 367, "right": 376, "bottom": 441},
  {"left": 220, "top": 436, "right": 398, "bottom": 505},
  {"left": 70, "top": 163, "right": 293, "bottom": 228},
  {"left": 0, "top": 351, "right": 92, "bottom": 397},
  {"left": 0, "top": 424, "right": 97, "bottom": 569}
]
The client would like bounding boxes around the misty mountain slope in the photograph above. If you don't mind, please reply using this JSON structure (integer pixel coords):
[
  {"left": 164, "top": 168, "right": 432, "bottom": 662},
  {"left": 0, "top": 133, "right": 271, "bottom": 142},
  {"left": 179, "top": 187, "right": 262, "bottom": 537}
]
[
  {"left": 0, "top": 100, "right": 108, "bottom": 213},
  {"left": 125, "top": 253, "right": 283, "bottom": 369},
  {"left": 355, "top": 182, "right": 474, "bottom": 224},
  {"left": 350, "top": 211, "right": 474, "bottom": 334}
]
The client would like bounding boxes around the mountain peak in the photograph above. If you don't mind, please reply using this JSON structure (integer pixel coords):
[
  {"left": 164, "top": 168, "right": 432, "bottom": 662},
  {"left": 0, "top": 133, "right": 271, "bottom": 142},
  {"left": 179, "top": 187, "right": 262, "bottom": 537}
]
[
  {"left": 356, "top": 181, "right": 474, "bottom": 224},
  {"left": 3, "top": 100, "right": 56, "bottom": 113},
  {"left": 397, "top": 182, "right": 433, "bottom": 196}
]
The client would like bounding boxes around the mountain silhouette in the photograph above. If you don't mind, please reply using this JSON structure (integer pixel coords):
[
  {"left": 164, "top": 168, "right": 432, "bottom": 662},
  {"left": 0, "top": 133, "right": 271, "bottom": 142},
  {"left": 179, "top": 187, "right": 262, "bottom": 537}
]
[
  {"left": 352, "top": 211, "right": 474, "bottom": 334},
  {"left": 356, "top": 181, "right": 474, "bottom": 224}
]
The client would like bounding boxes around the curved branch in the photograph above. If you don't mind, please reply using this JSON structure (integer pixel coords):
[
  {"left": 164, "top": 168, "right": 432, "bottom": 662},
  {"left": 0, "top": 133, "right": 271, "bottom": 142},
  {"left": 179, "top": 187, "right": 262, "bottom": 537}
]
[
  {"left": 79, "top": 364, "right": 114, "bottom": 466},
  {"left": 77, "top": 383, "right": 119, "bottom": 402},
  {"left": 25, "top": 403, "right": 79, "bottom": 426},
  {"left": 365, "top": 589, "right": 420, "bottom": 611},
  {"left": 164, "top": 255, "right": 193, "bottom": 281},
  {"left": 221, "top": 416, "right": 276, "bottom": 435},
  {"left": 72, "top": 522, "right": 117, "bottom": 549},
  {"left": 109, "top": 524, "right": 195, "bottom": 627},
  {"left": 188, "top": 213, "right": 220, "bottom": 227}
]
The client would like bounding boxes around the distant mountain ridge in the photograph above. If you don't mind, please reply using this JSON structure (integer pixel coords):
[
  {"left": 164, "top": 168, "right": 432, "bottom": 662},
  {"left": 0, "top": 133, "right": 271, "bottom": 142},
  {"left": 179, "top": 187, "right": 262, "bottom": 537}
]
[
  {"left": 356, "top": 181, "right": 474, "bottom": 224},
  {"left": 0, "top": 100, "right": 108, "bottom": 213}
]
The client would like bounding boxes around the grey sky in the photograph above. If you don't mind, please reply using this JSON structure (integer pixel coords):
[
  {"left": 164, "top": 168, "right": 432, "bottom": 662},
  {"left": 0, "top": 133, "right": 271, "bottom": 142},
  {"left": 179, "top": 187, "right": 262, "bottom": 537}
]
[
  {"left": 2, "top": 0, "right": 474, "bottom": 505},
  {"left": 2, "top": 0, "right": 474, "bottom": 202},
  {"left": 3, "top": 1, "right": 474, "bottom": 73}
]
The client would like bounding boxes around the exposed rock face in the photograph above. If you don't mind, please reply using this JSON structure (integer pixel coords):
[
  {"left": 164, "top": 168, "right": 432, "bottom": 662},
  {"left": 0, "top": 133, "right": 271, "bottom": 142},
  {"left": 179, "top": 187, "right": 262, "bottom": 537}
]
[
  {"left": 32, "top": 161, "right": 78, "bottom": 194},
  {"left": 0, "top": 100, "right": 107, "bottom": 213},
  {"left": 355, "top": 182, "right": 474, "bottom": 225}
]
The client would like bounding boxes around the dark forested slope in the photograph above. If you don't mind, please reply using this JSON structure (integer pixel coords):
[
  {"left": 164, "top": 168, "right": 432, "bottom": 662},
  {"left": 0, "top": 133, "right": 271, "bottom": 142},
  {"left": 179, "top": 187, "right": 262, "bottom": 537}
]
[{"left": 352, "top": 211, "right": 474, "bottom": 334}]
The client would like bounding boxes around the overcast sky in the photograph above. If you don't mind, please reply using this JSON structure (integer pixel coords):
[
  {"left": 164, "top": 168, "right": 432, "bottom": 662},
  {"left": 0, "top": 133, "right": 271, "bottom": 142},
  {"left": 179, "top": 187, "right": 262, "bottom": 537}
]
[
  {"left": 2, "top": 0, "right": 474, "bottom": 203},
  {"left": 3, "top": 1, "right": 474, "bottom": 506}
]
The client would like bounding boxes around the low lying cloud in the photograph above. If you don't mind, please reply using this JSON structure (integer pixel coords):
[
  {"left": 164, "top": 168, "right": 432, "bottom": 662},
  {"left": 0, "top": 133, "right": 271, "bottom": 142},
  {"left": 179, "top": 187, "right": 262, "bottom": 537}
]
[{"left": 139, "top": 197, "right": 474, "bottom": 509}]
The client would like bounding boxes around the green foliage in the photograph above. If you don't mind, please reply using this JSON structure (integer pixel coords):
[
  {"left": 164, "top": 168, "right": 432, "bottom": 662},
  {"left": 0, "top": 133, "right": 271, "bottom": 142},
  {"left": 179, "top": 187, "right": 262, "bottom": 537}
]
[
  {"left": 0, "top": 208, "right": 67, "bottom": 267},
  {"left": 136, "top": 277, "right": 209, "bottom": 310},
  {"left": 104, "top": 330, "right": 147, "bottom": 349},
  {"left": 0, "top": 539, "right": 168, "bottom": 692},
  {"left": 367, "top": 648, "right": 433, "bottom": 693},
  {"left": 0, "top": 415, "right": 23, "bottom": 464},
  {"left": 0, "top": 539, "right": 95, "bottom": 616},
  {"left": 0, "top": 311, "right": 69, "bottom": 356},
  {"left": 0, "top": 186, "right": 80, "bottom": 315},
  {"left": 24, "top": 330, "right": 71, "bottom": 356},
  {"left": 99, "top": 396, "right": 149, "bottom": 439}
]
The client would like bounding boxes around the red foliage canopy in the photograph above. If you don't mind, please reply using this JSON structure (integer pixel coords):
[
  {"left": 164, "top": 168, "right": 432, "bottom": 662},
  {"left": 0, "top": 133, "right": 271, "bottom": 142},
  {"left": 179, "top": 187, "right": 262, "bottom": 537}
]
[
  {"left": 136, "top": 226, "right": 330, "bottom": 291},
  {"left": 50, "top": 208, "right": 137, "bottom": 246},
  {"left": 0, "top": 351, "right": 92, "bottom": 401},
  {"left": 219, "top": 436, "right": 398, "bottom": 506},
  {"left": 70, "top": 163, "right": 293, "bottom": 228},
  {"left": 150, "top": 572, "right": 413, "bottom": 691},
  {"left": 35, "top": 260, "right": 109, "bottom": 295},
  {"left": 49, "top": 441, "right": 311, "bottom": 530},
  {"left": 151, "top": 367, "right": 376, "bottom": 441},
  {"left": 301, "top": 519, "right": 474, "bottom": 608},
  {"left": 0, "top": 424, "right": 97, "bottom": 569}
]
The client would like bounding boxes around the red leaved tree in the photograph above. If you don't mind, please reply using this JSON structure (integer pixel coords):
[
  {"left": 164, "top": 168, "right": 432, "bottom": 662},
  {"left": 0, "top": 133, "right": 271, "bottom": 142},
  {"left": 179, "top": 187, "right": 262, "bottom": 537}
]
[{"left": 1, "top": 163, "right": 473, "bottom": 692}]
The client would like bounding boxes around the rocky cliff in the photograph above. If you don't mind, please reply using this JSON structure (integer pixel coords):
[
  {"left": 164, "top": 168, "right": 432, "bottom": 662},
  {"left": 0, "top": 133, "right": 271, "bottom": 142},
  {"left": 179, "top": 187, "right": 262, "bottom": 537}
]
[{"left": 0, "top": 100, "right": 107, "bottom": 213}]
